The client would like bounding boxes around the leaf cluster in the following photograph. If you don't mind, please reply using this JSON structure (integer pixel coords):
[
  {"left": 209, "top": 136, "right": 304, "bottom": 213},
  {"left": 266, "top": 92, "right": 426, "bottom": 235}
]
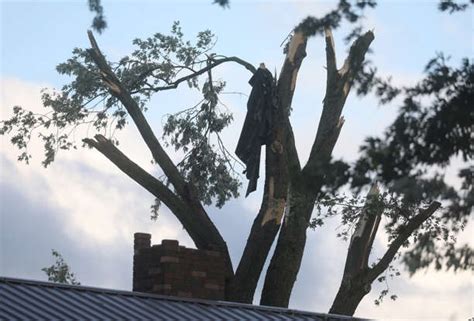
[
  {"left": 41, "top": 250, "right": 80, "bottom": 285},
  {"left": 320, "top": 54, "right": 473, "bottom": 275},
  {"left": 163, "top": 78, "right": 240, "bottom": 207},
  {"left": 88, "top": 0, "right": 107, "bottom": 33},
  {"left": 1, "top": 22, "right": 243, "bottom": 207},
  {"left": 295, "top": 0, "right": 377, "bottom": 37},
  {"left": 438, "top": 0, "right": 474, "bottom": 13}
]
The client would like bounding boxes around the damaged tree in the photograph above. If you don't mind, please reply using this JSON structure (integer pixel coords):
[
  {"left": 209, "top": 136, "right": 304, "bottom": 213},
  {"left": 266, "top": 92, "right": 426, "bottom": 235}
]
[
  {"left": 0, "top": 20, "right": 373, "bottom": 306},
  {"left": 328, "top": 185, "right": 441, "bottom": 315},
  {"left": 2, "top": 0, "right": 472, "bottom": 316}
]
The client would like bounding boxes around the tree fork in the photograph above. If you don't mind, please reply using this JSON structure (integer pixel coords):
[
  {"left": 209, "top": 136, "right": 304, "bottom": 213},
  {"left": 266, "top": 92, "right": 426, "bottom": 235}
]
[
  {"left": 227, "top": 31, "right": 307, "bottom": 303},
  {"left": 85, "top": 32, "right": 233, "bottom": 277},
  {"left": 260, "top": 28, "right": 374, "bottom": 308},
  {"left": 83, "top": 135, "right": 231, "bottom": 258},
  {"left": 329, "top": 196, "right": 441, "bottom": 316}
]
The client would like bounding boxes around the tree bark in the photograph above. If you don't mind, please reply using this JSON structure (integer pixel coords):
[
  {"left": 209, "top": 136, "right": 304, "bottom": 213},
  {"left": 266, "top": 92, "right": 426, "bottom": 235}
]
[
  {"left": 139, "top": 56, "right": 257, "bottom": 92},
  {"left": 83, "top": 135, "right": 221, "bottom": 251},
  {"left": 329, "top": 273, "right": 372, "bottom": 316},
  {"left": 329, "top": 195, "right": 441, "bottom": 316},
  {"left": 260, "top": 184, "right": 317, "bottom": 307},
  {"left": 228, "top": 31, "right": 307, "bottom": 303},
  {"left": 260, "top": 28, "right": 374, "bottom": 307},
  {"left": 86, "top": 32, "right": 233, "bottom": 278}
]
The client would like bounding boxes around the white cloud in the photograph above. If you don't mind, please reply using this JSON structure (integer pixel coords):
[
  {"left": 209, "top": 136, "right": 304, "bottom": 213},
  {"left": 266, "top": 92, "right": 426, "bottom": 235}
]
[
  {"left": 0, "top": 77, "right": 192, "bottom": 248},
  {"left": 1, "top": 24, "right": 473, "bottom": 318}
]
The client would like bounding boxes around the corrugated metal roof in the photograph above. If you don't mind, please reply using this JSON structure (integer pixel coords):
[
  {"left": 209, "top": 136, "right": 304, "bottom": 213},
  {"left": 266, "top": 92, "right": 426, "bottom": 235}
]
[{"left": 0, "top": 277, "right": 364, "bottom": 321}]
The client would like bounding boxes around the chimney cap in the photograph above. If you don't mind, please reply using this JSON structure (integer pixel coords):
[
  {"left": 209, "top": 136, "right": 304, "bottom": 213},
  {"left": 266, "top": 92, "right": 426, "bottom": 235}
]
[{"left": 134, "top": 233, "right": 151, "bottom": 239}]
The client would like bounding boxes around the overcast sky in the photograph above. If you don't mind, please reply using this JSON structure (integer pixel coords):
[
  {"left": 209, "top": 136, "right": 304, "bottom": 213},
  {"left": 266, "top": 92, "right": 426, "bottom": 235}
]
[{"left": 1, "top": 0, "right": 472, "bottom": 320}]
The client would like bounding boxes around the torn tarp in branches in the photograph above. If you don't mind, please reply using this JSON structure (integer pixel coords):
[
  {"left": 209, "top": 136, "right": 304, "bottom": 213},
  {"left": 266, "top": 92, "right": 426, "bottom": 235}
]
[{"left": 235, "top": 63, "right": 277, "bottom": 196}]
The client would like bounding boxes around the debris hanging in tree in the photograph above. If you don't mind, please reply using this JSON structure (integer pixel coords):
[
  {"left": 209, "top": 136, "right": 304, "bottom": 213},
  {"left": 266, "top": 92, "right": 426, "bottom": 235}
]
[{"left": 235, "top": 63, "right": 277, "bottom": 196}]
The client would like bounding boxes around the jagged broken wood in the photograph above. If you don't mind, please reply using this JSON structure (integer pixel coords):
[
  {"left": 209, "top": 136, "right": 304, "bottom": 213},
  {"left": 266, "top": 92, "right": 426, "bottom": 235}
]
[
  {"left": 260, "top": 27, "right": 375, "bottom": 308},
  {"left": 329, "top": 192, "right": 441, "bottom": 316},
  {"left": 228, "top": 30, "right": 308, "bottom": 303}
]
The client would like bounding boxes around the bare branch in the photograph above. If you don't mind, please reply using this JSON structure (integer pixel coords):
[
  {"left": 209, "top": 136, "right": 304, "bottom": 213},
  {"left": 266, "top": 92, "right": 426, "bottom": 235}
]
[
  {"left": 368, "top": 201, "right": 441, "bottom": 281},
  {"left": 145, "top": 56, "right": 257, "bottom": 92},
  {"left": 83, "top": 135, "right": 229, "bottom": 254},
  {"left": 83, "top": 135, "right": 183, "bottom": 212}
]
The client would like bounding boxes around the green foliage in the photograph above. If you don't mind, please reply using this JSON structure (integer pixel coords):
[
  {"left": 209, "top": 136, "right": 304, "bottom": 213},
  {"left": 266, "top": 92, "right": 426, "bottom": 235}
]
[
  {"left": 438, "top": 0, "right": 473, "bottom": 13},
  {"left": 350, "top": 55, "right": 473, "bottom": 218},
  {"left": 163, "top": 78, "right": 240, "bottom": 207},
  {"left": 1, "top": 22, "right": 240, "bottom": 207},
  {"left": 295, "top": 0, "right": 377, "bottom": 37},
  {"left": 42, "top": 250, "right": 80, "bottom": 285},
  {"left": 374, "top": 264, "right": 400, "bottom": 306},
  {"left": 320, "top": 54, "right": 473, "bottom": 277},
  {"left": 403, "top": 236, "right": 473, "bottom": 274},
  {"left": 213, "top": 0, "right": 230, "bottom": 8},
  {"left": 88, "top": 0, "right": 107, "bottom": 33},
  {"left": 311, "top": 191, "right": 455, "bottom": 248}
]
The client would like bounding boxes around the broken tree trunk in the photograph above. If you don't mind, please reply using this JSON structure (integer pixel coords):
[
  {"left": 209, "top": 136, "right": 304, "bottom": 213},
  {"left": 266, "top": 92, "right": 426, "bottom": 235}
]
[
  {"left": 329, "top": 189, "right": 441, "bottom": 316},
  {"left": 329, "top": 184, "right": 383, "bottom": 315},
  {"left": 227, "top": 31, "right": 307, "bottom": 303},
  {"left": 260, "top": 28, "right": 374, "bottom": 308}
]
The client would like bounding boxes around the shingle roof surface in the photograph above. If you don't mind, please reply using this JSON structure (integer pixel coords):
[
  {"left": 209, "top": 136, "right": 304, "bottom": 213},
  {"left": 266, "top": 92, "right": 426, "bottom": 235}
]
[{"left": 0, "top": 277, "right": 363, "bottom": 321}]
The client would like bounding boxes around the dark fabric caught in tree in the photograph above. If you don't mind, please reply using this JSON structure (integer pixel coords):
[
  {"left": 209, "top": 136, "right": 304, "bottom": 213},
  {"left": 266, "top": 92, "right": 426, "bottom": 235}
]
[{"left": 235, "top": 65, "right": 276, "bottom": 196}]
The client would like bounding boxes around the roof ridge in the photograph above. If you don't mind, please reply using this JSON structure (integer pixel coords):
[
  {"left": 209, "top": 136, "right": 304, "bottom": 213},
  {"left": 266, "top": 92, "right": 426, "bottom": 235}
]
[{"left": 0, "top": 276, "right": 363, "bottom": 320}]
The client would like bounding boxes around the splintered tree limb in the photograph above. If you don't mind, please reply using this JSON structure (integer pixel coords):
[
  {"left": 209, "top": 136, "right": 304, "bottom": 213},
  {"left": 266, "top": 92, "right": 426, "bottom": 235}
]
[
  {"left": 340, "top": 29, "right": 376, "bottom": 83},
  {"left": 329, "top": 200, "right": 441, "bottom": 316},
  {"left": 325, "top": 27, "right": 337, "bottom": 77},
  {"left": 305, "top": 29, "right": 374, "bottom": 179},
  {"left": 228, "top": 31, "right": 307, "bottom": 303},
  {"left": 87, "top": 30, "right": 187, "bottom": 197},
  {"left": 343, "top": 183, "right": 383, "bottom": 277},
  {"left": 368, "top": 201, "right": 441, "bottom": 281},
  {"left": 260, "top": 29, "right": 374, "bottom": 308},
  {"left": 363, "top": 198, "right": 383, "bottom": 268}
]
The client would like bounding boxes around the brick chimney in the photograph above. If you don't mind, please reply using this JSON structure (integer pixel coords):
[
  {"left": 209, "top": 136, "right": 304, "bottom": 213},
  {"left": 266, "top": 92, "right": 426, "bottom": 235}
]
[{"left": 133, "top": 233, "right": 226, "bottom": 300}]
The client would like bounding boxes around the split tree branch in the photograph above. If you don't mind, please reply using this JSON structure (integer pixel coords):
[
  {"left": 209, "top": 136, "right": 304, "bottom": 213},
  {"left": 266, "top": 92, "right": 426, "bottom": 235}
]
[
  {"left": 229, "top": 30, "right": 307, "bottom": 303},
  {"left": 368, "top": 201, "right": 441, "bottom": 281},
  {"left": 260, "top": 29, "right": 374, "bottom": 308},
  {"left": 325, "top": 27, "right": 337, "bottom": 76},
  {"left": 303, "top": 29, "right": 374, "bottom": 183},
  {"left": 343, "top": 184, "right": 384, "bottom": 277},
  {"left": 330, "top": 197, "right": 440, "bottom": 316}
]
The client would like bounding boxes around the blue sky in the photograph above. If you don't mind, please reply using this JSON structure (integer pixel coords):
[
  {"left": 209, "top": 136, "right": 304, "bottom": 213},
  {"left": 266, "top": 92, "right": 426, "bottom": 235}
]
[{"left": 1, "top": 1, "right": 473, "bottom": 320}]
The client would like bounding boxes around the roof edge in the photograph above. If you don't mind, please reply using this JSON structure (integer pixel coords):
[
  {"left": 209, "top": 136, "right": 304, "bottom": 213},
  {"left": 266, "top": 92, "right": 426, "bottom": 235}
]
[{"left": 0, "top": 276, "right": 369, "bottom": 320}]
